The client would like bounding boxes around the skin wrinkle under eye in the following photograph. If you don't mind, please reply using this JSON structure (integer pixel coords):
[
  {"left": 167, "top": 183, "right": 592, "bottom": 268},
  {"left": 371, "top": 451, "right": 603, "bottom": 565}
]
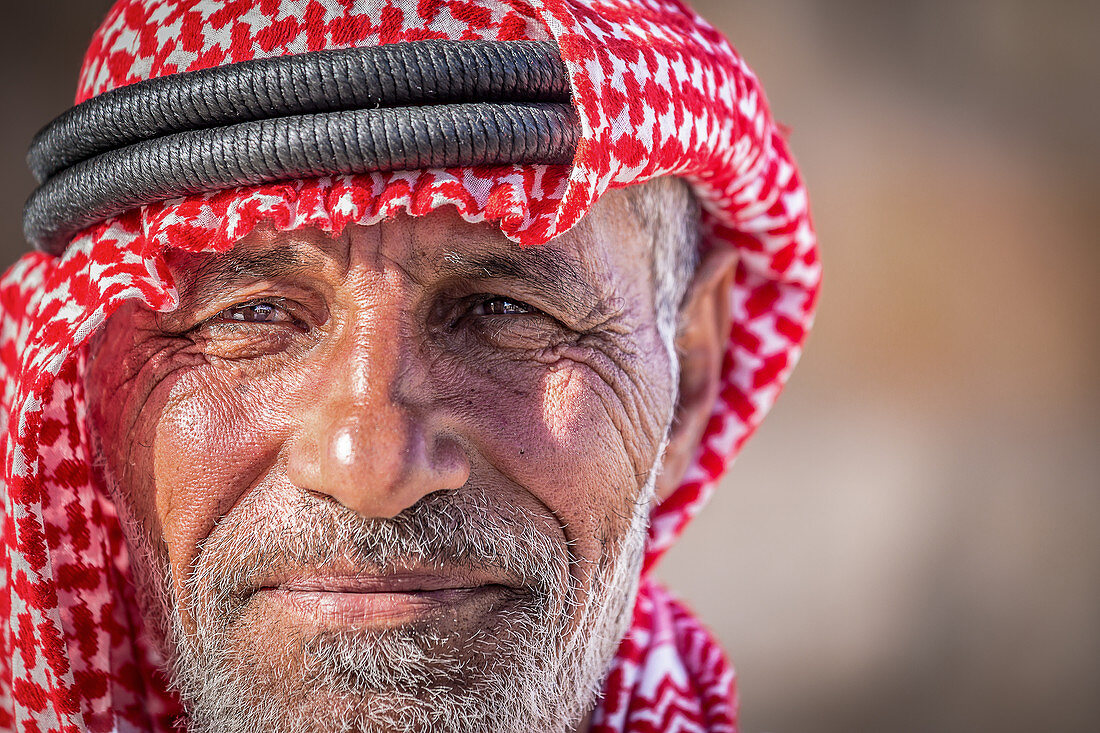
[
  {"left": 541, "top": 366, "right": 589, "bottom": 448},
  {"left": 534, "top": 332, "right": 668, "bottom": 479}
]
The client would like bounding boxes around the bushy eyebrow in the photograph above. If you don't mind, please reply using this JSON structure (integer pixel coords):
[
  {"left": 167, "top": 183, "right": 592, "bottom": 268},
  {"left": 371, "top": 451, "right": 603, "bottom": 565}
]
[
  {"left": 436, "top": 247, "right": 601, "bottom": 313},
  {"left": 184, "top": 245, "right": 318, "bottom": 299},
  {"left": 178, "top": 239, "right": 603, "bottom": 316}
]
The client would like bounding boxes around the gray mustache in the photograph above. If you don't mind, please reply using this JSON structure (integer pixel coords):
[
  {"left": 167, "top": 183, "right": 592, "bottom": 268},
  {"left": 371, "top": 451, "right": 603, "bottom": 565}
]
[{"left": 186, "top": 488, "right": 566, "bottom": 605}]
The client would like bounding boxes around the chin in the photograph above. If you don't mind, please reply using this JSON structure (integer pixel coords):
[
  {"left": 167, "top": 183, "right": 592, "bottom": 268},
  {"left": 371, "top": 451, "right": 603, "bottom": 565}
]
[
  {"left": 119, "top": 483, "right": 657, "bottom": 733},
  {"left": 168, "top": 590, "right": 599, "bottom": 733},
  {"left": 162, "top": 533, "right": 647, "bottom": 733}
]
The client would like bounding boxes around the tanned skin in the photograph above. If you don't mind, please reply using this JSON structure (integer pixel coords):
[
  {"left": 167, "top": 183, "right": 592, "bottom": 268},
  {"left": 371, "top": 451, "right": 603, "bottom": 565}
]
[{"left": 84, "top": 188, "right": 736, "bottom": 732}]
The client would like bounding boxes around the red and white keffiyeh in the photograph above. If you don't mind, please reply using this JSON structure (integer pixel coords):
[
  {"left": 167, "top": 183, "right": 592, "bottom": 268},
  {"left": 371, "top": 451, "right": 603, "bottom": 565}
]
[{"left": 0, "top": 1, "right": 820, "bottom": 731}]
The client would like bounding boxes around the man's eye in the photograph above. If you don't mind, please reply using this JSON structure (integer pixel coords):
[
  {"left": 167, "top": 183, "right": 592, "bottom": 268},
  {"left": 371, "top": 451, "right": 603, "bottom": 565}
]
[
  {"left": 472, "top": 297, "right": 533, "bottom": 316},
  {"left": 216, "top": 301, "right": 294, "bottom": 324}
]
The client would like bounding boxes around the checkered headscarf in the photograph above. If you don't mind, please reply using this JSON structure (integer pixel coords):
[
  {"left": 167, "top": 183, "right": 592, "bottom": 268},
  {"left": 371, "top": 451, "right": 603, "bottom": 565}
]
[{"left": 0, "top": 2, "right": 820, "bottom": 731}]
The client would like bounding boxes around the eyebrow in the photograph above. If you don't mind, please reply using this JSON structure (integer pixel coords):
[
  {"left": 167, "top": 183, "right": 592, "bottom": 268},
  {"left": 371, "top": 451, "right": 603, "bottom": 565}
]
[
  {"left": 184, "top": 245, "right": 318, "bottom": 299},
  {"left": 436, "top": 246, "right": 602, "bottom": 314},
  {"left": 178, "top": 239, "right": 604, "bottom": 315}
]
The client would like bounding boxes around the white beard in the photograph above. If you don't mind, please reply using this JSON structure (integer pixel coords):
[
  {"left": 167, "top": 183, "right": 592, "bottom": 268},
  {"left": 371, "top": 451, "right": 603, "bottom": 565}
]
[{"left": 106, "top": 464, "right": 661, "bottom": 733}]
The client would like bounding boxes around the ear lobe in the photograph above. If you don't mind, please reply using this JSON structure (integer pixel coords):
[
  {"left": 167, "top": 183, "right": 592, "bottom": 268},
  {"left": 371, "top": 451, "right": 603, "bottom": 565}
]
[{"left": 654, "top": 243, "right": 738, "bottom": 503}]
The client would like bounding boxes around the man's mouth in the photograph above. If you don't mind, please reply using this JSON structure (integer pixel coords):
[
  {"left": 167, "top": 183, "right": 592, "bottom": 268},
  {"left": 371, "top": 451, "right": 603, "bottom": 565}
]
[{"left": 253, "top": 570, "right": 522, "bottom": 627}]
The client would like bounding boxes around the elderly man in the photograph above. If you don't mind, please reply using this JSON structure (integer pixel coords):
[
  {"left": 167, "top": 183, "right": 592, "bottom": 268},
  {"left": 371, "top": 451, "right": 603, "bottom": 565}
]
[{"left": 0, "top": 1, "right": 818, "bottom": 732}]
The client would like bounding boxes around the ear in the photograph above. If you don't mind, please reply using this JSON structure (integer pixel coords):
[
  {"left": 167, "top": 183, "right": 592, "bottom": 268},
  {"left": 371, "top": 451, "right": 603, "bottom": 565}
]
[{"left": 654, "top": 243, "right": 738, "bottom": 503}]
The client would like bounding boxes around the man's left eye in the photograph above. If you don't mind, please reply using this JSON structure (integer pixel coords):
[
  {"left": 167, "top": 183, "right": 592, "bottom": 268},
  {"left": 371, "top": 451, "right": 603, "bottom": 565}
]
[
  {"left": 217, "top": 301, "right": 294, "bottom": 324},
  {"left": 471, "top": 297, "right": 533, "bottom": 316}
]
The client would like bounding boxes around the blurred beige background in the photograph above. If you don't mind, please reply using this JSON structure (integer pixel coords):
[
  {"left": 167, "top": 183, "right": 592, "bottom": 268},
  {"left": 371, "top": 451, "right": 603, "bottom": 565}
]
[{"left": 3, "top": 3, "right": 1098, "bottom": 732}]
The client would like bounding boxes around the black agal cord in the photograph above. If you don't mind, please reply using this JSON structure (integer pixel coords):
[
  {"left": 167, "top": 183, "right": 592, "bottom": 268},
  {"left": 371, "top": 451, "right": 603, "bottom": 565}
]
[{"left": 24, "top": 40, "right": 578, "bottom": 255}]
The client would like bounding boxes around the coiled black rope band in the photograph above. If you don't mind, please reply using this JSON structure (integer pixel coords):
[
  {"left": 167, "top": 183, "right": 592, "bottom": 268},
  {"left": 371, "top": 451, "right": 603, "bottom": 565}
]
[
  {"left": 28, "top": 41, "right": 571, "bottom": 182},
  {"left": 24, "top": 40, "right": 578, "bottom": 256}
]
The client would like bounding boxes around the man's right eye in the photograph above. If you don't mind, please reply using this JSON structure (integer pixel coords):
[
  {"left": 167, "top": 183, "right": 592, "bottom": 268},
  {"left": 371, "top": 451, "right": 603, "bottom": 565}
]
[
  {"left": 215, "top": 301, "right": 296, "bottom": 325},
  {"left": 189, "top": 298, "right": 314, "bottom": 361},
  {"left": 470, "top": 296, "right": 534, "bottom": 317}
]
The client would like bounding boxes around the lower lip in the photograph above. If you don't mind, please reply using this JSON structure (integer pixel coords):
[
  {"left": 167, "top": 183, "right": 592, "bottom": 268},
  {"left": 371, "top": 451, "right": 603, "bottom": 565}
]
[{"left": 257, "top": 585, "right": 510, "bottom": 626}]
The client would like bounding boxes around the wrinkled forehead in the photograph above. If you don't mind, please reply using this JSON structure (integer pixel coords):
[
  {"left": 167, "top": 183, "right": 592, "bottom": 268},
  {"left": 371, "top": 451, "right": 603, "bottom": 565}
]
[{"left": 163, "top": 188, "right": 655, "bottom": 306}]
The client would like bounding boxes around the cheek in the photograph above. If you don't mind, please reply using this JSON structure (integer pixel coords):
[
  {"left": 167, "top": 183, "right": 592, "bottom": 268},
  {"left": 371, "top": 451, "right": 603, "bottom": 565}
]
[
  {"left": 459, "top": 360, "right": 644, "bottom": 567},
  {"left": 153, "top": 369, "right": 297, "bottom": 585}
]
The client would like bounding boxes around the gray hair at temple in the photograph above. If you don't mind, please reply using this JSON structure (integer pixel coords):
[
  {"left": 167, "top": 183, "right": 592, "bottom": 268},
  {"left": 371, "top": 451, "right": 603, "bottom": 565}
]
[{"left": 626, "top": 176, "right": 703, "bottom": 375}]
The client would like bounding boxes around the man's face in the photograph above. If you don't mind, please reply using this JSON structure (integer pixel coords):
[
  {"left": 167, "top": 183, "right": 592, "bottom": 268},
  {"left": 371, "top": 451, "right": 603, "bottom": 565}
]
[{"left": 84, "top": 190, "right": 678, "bottom": 733}]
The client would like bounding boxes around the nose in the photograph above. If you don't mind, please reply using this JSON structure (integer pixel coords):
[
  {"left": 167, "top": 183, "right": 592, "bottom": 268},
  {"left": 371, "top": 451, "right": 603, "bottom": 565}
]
[{"left": 286, "top": 317, "right": 469, "bottom": 519}]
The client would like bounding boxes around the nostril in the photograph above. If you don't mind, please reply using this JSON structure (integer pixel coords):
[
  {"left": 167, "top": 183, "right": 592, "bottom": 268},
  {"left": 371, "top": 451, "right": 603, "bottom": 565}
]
[
  {"left": 292, "top": 406, "right": 467, "bottom": 520},
  {"left": 430, "top": 433, "right": 471, "bottom": 486}
]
